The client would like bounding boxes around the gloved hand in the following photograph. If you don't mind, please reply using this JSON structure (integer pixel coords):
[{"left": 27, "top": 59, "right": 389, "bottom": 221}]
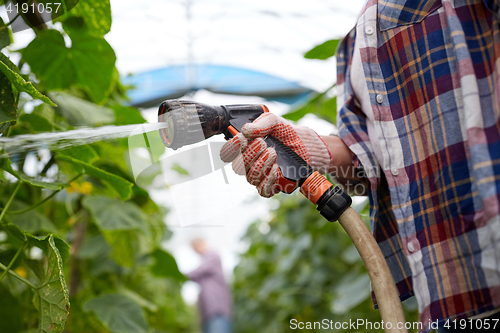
[{"left": 220, "top": 112, "right": 332, "bottom": 197}]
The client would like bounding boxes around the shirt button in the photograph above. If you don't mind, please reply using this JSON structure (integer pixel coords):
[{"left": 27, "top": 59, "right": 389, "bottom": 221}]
[
  {"left": 376, "top": 94, "right": 383, "bottom": 104},
  {"left": 391, "top": 167, "right": 399, "bottom": 176},
  {"left": 407, "top": 242, "right": 415, "bottom": 253},
  {"left": 365, "top": 26, "right": 374, "bottom": 35}
]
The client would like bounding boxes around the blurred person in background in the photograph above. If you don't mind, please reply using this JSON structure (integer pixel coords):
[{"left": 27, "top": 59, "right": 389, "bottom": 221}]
[
  {"left": 187, "top": 238, "right": 232, "bottom": 333},
  {"left": 220, "top": 1, "right": 500, "bottom": 332}
]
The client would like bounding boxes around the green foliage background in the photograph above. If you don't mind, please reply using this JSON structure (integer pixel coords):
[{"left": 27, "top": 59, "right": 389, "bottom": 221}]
[
  {"left": 0, "top": 1, "right": 196, "bottom": 332},
  {"left": 232, "top": 196, "right": 420, "bottom": 332}
]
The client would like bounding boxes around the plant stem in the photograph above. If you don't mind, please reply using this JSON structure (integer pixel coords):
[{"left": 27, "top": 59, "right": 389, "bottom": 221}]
[
  {"left": 61, "top": 0, "right": 67, "bottom": 13},
  {"left": 69, "top": 218, "right": 87, "bottom": 296},
  {"left": 0, "top": 181, "right": 22, "bottom": 223},
  {"left": 0, "top": 241, "right": 26, "bottom": 283},
  {"left": 40, "top": 155, "right": 55, "bottom": 176},
  {"left": 0, "top": 260, "right": 36, "bottom": 289},
  {"left": 7, "top": 173, "right": 84, "bottom": 215},
  {"left": 6, "top": 13, "right": 20, "bottom": 26}
]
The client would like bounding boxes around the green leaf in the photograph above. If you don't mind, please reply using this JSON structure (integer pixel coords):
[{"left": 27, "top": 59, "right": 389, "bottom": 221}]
[
  {"left": 19, "top": 173, "right": 66, "bottom": 190},
  {"left": 0, "top": 69, "right": 16, "bottom": 133},
  {"left": 32, "top": 103, "right": 56, "bottom": 124},
  {"left": 282, "top": 88, "right": 336, "bottom": 123},
  {"left": 83, "top": 196, "right": 150, "bottom": 267},
  {"left": 77, "top": 234, "right": 110, "bottom": 259},
  {"left": 82, "top": 196, "right": 149, "bottom": 233},
  {"left": 0, "top": 53, "right": 56, "bottom": 106},
  {"left": 171, "top": 163, "right": 189, "bottom": 176},
  {"left": 0, "top": 289, "right": 24, "bottom": 333},
  {"left": 0, "top": 222, "right": 26, "bottom": 241},
  {"left": 281, "top": 103, "right": 312, "bottom": 122},
  {"left": 22, "top": 31, "right": 71, "bottom": 89},
  {"left": 102, "top": 229, "right": 136, "bottom": 267},
  {"left": 1, "top": 223, "right": 68, "bottom": 260},
  {"left": 83, "top": 293, "right": 148, "bottom": 333},
  {"left": 0, "top": 157, "right": 65, "bottom": 190},
  {"left": 304, "top": 39, "right": 340, "bottom": 60},
  {"left": 91, "top": 143, "right": 129, "bottom": 174},
  {"left": 117, "top": 287, "right": 158, "bottom": 312},
  {"left": 23, "top": 29, "right": 116, "bottom": 104},
  {"left": 25, "top": 258, "right": 45, "bottom": 282},
  {"left": 68, "top": 0, "right": 112, "bottom": 37},
  {"left": 49, "top": 92, "right": 115, "bottom": 126},
  {"left": 19, "top": 113, "right": 53, "bottom": 132},
  {"left": 0, "top": 157, "right": 19, "bottom": 178},
  {"left": 0, "top": 52, "right": 19, "bottom": 74},
  {"left": 110, "top": 104, "right": 146, "bottom": 125},
  {"left": 7, "top": 201, "right": 58, "bottom": 233},
  {"left": 151, "top": 249, "right": 187, "bottom": 282},
  {"left": 0, "top": 18, "right": 12, "bottom": 49},
  {"left": 26, "top": 234, "right": 70, "bottom": 263},
  {"left": 12, "top": 234, "right": 71, "bottom": 332},
  {"left": 32, "top": 235, "right": 70, "bottom": 333},
  {"left": 61, "top": 16, "right": 87, "bottom": 36},
  {"left": 90, "top": 255, "right": 121, "bottom": 277},
  {"left": 55, "top": 155, "right": 133, "bottom": 200},
  {"left": 60, "top": 144, "right": 99, "bottom": 164},
  {"left": 38, "top": 0, "right": 80, "bottom": 20}
]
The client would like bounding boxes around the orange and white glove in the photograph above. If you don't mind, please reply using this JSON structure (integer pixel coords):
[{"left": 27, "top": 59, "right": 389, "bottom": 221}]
[{"left": 220, "top": 112, "right": 332, "bottom": 197}]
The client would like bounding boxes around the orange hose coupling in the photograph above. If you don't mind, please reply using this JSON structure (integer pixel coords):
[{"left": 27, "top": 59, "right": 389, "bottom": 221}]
[{"left": 300, "top": 171, "right": 334, "bottom": 204}]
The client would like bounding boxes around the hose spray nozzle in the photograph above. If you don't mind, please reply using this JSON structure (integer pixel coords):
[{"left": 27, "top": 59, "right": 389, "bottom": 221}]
[
  {"left": 157, "top": 99, "right": 351, "bottom": 222},
  {"left": 157, "top": 100, "right": 266, "bottom": 150}
]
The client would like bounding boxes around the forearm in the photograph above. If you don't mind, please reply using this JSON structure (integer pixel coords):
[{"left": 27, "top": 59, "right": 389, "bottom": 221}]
[
  {"left": 321, "top": 135, "right": 357, "bottom": 178},
  {"left": 321, "top": 135, "right": 368, "bottom": 195}
]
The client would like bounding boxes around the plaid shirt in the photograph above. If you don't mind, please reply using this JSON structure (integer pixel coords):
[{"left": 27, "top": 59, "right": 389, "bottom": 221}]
[{"left": 336, "top": 0, "right": 500, "bottom": 330}]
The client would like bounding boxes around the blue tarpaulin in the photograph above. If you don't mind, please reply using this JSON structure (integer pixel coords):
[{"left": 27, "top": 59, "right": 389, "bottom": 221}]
[{"left": 123, "top": 64, "right": 314, "bottom": 107}]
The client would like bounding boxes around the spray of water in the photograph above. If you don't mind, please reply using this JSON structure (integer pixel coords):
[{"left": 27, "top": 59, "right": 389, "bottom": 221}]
[{"left": 0, "top": 122, "right": 170, "bottom": 157}]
